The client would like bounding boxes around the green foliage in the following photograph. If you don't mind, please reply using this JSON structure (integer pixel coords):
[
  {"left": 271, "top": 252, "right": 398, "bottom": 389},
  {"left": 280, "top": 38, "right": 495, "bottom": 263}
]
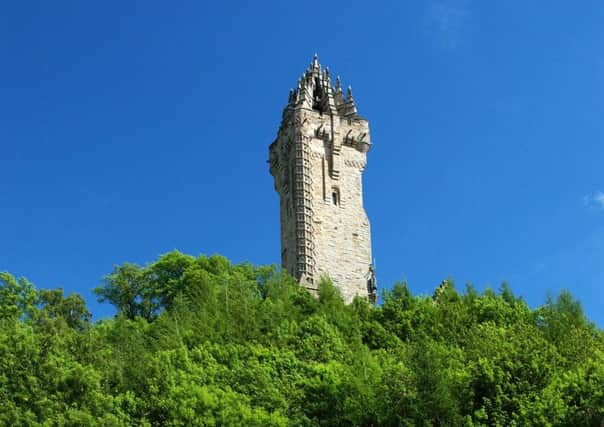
[
  {"left": 0, "top": 272, "right": 38, "bottom": 320},
  {"left": 1, "top": 253, "right": 604, "bottom": 426}
]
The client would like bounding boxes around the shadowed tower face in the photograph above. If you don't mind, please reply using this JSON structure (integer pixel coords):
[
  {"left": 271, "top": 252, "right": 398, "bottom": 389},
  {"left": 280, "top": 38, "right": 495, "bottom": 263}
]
[{"left": 269, "top": 55, "right": 376, "bottom": 303}]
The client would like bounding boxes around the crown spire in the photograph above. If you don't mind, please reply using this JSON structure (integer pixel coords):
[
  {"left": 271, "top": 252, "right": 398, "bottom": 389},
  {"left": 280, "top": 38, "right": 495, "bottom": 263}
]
[{"left": 284, "top": 56, "right": 359, "bottom": 118}]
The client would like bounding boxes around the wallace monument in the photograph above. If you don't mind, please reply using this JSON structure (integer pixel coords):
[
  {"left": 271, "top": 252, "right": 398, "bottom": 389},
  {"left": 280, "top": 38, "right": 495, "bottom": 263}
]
[{"left": 269, "top": 55, "right": 376, "bottom": 303}]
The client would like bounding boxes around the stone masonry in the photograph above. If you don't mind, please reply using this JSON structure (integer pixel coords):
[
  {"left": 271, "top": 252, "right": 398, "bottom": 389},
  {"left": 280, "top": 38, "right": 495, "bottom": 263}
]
[{"left": 269, "top": 55, "right": 376, "bottom": 303}]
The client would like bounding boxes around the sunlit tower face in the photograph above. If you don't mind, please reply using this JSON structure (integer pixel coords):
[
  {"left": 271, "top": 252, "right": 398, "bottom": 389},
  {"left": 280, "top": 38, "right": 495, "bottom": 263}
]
[{"left": 269, "top": 55, "right": 375, "bottom": 303}]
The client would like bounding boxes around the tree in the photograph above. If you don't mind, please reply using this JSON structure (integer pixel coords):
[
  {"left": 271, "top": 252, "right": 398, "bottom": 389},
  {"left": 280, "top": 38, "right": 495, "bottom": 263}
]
[
  {"left": 38, "top": 288, "right": 91, "bottom": 330},
  {"left": 2, "top": 253, "right": 604, "bottom": 425},
  {"left": 0, "top": 272, "right": 38, "bottom": 320},
  {"left": 94, "top": 263, "right": 155, "bottom": 321}
]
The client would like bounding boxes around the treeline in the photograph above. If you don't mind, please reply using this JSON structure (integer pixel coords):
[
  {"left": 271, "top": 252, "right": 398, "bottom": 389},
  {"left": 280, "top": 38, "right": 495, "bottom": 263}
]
[{"left": 1, "top": 251, "right": 603, "bottom": 426}]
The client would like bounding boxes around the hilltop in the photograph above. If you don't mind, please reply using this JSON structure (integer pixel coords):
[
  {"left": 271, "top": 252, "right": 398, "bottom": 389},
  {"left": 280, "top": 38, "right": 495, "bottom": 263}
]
[{"left": 1, "top": 250, "right": 603, "bottom": 426}]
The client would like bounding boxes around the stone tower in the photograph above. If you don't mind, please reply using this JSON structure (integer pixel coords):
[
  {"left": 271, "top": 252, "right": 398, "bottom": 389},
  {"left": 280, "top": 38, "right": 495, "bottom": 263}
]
[{"left": 269, "top": 55, "right": 376, "bottom": 303}]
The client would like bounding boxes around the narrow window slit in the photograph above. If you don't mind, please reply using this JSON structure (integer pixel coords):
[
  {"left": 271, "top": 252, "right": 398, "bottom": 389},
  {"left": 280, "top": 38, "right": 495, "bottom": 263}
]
[{"left": 332, "top": 187, "right": 340, "bottom": 206}]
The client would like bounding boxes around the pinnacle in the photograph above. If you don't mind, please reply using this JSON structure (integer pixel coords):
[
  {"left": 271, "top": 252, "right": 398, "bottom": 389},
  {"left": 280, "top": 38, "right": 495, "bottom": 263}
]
[
  {"left": 335, "top": 76, "right": 342, "bottom": 93},
  {"left": 311, "top": 53, "right": 320, "bottom": 70}
]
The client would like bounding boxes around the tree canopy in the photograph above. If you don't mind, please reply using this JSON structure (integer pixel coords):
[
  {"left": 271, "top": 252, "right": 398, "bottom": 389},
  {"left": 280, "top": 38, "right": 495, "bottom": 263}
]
[{"left": 0, "top": 252, "right": 603, "bottom": 426}]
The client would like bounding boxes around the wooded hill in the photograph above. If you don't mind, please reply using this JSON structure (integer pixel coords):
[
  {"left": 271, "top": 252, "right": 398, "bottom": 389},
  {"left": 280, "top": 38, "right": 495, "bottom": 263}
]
[{"left": 1, "top": 251, "right": 603, "bottom": 426}]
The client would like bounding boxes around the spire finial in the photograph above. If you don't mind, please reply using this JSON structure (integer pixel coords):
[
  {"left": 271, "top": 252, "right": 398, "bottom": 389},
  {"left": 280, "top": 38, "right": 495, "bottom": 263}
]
[
  {"left": 312, "top": 53, "right": 319, "bottom": 69},
  {"left": 347, "top": 85, "right": 353, "bottom": 100},
  {"left": 335, "top": 76, "right": 342, "bottom": 93}
]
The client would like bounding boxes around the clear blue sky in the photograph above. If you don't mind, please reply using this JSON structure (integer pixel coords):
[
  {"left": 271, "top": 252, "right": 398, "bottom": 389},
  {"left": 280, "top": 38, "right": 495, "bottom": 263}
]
[{"left": 2, "top": 1, "right": 603, "bottom": 325}]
